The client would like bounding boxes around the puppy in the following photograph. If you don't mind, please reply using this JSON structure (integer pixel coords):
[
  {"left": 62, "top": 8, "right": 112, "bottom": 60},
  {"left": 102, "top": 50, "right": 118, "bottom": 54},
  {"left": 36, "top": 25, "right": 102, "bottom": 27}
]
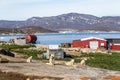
[
  {"left": 65, "top": 59, "right": 74, "bottom": 66},
  {"left": 26, "top": 56, "right": 32, "bottom": 63},
  {"left": 46, "top": 54, "right": 55, "bottom": 65},
  {"left": 80, "top": 58, "right": 87, "bottom": 66}
]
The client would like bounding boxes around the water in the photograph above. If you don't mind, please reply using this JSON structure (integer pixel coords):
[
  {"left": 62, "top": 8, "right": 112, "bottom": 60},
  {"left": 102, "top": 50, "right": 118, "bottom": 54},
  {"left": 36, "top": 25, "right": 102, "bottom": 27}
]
[{"left": 0, "top": 32, "right": 120, "bottom": 45}]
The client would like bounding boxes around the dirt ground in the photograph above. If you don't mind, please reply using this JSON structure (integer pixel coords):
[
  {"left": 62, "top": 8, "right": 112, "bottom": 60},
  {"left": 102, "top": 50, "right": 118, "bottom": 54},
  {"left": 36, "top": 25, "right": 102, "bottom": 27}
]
[
  {"left": 0, "top": 71, "right": 29, "bottom": 80},
  {"left": 1, "top": 53, "right": 120, "bottom": 80},
  {"left": 0, "top": 62, "right": 120, "bottom": 80},
  {"left": 0, "top": 70, "right": 62, "bottom": 80}
]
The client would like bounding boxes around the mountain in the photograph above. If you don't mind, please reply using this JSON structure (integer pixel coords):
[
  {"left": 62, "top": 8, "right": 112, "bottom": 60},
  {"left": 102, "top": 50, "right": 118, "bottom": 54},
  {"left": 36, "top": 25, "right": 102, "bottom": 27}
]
[
  {"left": 0, "top": 26, "right": 55, "bottom": 34},
  {"left": 0, "top": 13, "right": 120, "bottom": 32}
]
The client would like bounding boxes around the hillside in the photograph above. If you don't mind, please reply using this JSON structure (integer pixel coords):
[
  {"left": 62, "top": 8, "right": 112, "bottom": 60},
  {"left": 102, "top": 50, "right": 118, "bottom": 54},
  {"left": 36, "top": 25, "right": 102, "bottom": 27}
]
[
  {"left": 0, "top": 13, "right": 120, "bottom": 32},
  {"left": 0, "top": 26, "right": 56, "bottom": 34}
]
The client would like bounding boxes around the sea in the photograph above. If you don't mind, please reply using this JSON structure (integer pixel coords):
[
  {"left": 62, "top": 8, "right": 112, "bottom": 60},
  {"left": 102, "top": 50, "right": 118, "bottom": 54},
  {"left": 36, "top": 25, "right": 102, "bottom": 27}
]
[{"left": 0, "top": 32, "right": 120, "bottom": 45}]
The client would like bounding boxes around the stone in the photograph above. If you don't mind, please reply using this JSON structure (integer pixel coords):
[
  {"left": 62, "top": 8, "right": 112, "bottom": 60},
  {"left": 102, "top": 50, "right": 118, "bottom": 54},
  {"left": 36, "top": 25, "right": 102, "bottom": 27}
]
[{"left": 79, "top": 77, "right": 91, "bottom": 80}]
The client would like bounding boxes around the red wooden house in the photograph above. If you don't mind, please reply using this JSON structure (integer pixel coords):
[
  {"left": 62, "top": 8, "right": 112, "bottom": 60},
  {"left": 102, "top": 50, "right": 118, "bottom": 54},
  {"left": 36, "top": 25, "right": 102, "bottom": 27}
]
[
  {"left": 107, "top": 39, "right": 120, "bottom": 50},
  {"left": 72, "top": 37, "right": 107, "bottom": 49}
]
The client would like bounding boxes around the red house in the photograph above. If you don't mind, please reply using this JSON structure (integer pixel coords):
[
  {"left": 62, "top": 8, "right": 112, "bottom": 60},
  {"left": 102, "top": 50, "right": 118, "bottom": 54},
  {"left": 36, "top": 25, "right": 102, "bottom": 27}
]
[
  {"left": 72, "top": 37, "right": 107, "bottom": 49},
  {"left": 112, "top": 44, "right": 120, "bottom": 50},
  {"left": 107, "top": 39, "right": 120, "bottom": 50}
]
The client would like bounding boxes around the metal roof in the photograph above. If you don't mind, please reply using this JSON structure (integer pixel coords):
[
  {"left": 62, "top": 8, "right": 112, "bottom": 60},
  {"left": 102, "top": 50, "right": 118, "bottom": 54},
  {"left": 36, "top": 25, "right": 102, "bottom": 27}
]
[{"left": 81, "top": 37, "right": 106, "bottom": 41}]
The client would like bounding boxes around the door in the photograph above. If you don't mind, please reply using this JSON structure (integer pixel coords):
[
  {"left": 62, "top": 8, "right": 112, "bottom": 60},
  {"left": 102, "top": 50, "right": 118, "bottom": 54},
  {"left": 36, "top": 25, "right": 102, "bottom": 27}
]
[{"left": 90, "top": 41, "right": 98, "bottom": 49}]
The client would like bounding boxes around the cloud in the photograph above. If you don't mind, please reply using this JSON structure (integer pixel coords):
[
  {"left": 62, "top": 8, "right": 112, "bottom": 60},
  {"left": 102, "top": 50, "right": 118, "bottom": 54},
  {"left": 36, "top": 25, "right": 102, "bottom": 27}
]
[
  {"left": 0, "top": 0, "right": 120, "bottom": 20},
  {"left": 0, "top": 0, "right": 53, "bottom": 5}
]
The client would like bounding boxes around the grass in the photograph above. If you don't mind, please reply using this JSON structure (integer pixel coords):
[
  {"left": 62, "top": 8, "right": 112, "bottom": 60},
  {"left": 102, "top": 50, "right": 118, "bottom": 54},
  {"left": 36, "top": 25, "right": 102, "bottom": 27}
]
[
  {"left": 61, "top": 52, "right": 120, "bottom": 71},
  {"left": 0, "top": 44, "right": 35, "bottom": 51},
  {"left": 13, "top": 49, "right": 45, "bottom": 60},
  {"left": 79, "top": 52, "right": 120, "bottom": 71},
  {"left": 0, "top": 43, "right": 45, "bottom": 60}
]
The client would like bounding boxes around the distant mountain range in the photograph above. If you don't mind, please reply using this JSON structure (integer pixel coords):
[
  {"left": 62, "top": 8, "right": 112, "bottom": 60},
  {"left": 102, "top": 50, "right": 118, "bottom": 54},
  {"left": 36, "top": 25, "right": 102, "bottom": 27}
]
[
  {"left": 0, "top": 13, "right": 120, "bottom": 33},
  {"left": 0, "top": 26, "right": 55, "bottom": 34}
]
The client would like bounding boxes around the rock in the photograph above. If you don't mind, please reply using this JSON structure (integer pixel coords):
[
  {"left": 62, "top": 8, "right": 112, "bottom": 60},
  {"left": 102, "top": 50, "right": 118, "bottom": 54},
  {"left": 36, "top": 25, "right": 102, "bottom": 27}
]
[
  {"left": 63, "top": 76, "right": 85, "bottom": 80},
  {"left": 104, "top": 75, "right": 120, "bottom": 80},
  {"left": 79, "top": 77, "right": 91, "bottom": 80}
]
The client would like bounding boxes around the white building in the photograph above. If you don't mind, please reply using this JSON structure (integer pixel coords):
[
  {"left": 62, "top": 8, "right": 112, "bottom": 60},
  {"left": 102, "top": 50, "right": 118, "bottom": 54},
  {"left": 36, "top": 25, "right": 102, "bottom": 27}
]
[{"left": 13, "top": 38, "right": 26, "bottom": 45}]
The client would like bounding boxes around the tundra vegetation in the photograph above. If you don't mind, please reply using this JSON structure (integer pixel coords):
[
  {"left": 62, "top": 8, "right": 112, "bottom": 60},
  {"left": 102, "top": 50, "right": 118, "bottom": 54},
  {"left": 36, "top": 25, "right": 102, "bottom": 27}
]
[
  {"left": 0, "top": 44, "right": 35, "bottom": 50},
  {"left": 81, "top": 52, "right": 120, "bottom": 71},
  {"left": 0, "top": 44, "right": 45, "bottom": 60},
  {"left": 0, "top": 44, "right": 120, "bottom": 71},
  {"left": 58, "top": 52, "right": 120, "bottom": 71},
  {"left": 65, "top": 52, "right": 120, "bottom": 71},
  {"left": 13, "top": 49, "right": 45, "bottom": 60}
]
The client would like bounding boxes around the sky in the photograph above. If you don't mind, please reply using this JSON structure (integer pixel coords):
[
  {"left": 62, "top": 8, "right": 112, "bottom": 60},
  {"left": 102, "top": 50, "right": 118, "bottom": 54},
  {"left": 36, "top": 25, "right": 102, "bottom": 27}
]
[{"left": 0, "top": 0, "right": 120, "bottom": 20}]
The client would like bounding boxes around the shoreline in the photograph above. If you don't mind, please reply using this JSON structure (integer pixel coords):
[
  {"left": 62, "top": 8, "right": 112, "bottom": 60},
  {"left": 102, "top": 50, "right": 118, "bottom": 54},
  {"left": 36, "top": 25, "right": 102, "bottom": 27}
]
[
  {"left": 0, "top": 31, "right": 120, "bottom": 36},
  {"left": 0, "top": 32, "right": 120, "bottom": 45}
]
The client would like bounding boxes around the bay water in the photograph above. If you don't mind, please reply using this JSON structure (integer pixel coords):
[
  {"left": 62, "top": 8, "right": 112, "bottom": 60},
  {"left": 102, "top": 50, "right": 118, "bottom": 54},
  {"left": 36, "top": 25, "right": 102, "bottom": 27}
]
[{"left": 0, "top": 32, "right": 120, "bottom": 45}]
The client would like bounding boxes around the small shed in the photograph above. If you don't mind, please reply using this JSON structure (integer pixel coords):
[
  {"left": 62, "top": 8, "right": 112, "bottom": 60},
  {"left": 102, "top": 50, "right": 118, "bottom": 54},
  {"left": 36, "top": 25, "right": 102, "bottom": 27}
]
[
  {"left": 12, "top": 37, "right": 26, "bottom": 45},
  {"left": 61, "top": 43, "right": 71, "bottom": 48},
  {"left": 107, "top": 38, "right": 120, "bottom": 50},
  {"left": 72, "top": 37, "right": 107, "bottom": 49},
  {"left": 43, "top": 49, "right": 65, "bottom": 59},
  {"left": 48, "top": 45, "right": 60, "bottom": 50}
]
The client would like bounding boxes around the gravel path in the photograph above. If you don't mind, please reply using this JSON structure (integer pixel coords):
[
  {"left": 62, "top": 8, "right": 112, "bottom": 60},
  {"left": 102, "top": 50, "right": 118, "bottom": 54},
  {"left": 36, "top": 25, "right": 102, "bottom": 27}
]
[{"left": 0, "top": 62, "right": 120, "bottom": 80}]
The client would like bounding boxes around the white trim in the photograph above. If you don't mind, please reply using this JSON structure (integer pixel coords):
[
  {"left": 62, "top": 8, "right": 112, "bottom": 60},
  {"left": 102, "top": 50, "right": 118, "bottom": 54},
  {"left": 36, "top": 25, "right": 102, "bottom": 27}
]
[
  {"left": 81, "top": 37, "right": 106, "bottom": 41},
  {"left": 113, "top": 44, "right": 120, "bottom": 45}
]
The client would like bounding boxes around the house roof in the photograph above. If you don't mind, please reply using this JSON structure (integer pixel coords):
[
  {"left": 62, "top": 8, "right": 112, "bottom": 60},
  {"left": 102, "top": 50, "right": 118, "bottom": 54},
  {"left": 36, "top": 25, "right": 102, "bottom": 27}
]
[
  {"left": 107, "top": 38, "right": 120, "bottom": 43},
  {"left": 81, "top": 37, "right": 106, "bottom": 41}
]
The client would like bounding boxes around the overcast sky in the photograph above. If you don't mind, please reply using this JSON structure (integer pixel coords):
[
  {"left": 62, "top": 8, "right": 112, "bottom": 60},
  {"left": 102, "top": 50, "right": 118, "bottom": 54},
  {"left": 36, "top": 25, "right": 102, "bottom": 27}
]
[{"left": 0, "top": 0, "right": 120, "bottom": 20}]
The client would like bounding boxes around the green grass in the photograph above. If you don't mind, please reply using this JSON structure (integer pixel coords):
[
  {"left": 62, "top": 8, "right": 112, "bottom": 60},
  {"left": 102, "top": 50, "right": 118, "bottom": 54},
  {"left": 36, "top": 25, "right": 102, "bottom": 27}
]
[
  {"left": 0, "top": 44, "right": 35, "bottom": 50},
  {"left": 80, "top": 52, "right": 120, "bottom": 71},
  {"left": 0, "top": 44, "right": 45, "bottom": 60},
  {"left": 62, "top": 52, "right": 120, "bottom": 71},
  {"left": 13, "top": 49, "right": 45, "bottom": 60}
]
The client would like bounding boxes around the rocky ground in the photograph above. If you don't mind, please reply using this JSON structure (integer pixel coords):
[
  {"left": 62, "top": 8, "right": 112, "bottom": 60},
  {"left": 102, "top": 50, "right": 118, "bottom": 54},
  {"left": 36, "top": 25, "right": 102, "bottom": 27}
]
[
  {"left": 1, "top": 53, "right": 120, "bottom": 80},
  {"left": 0, "top": 62, "right": 120, "bottom": 80}
]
